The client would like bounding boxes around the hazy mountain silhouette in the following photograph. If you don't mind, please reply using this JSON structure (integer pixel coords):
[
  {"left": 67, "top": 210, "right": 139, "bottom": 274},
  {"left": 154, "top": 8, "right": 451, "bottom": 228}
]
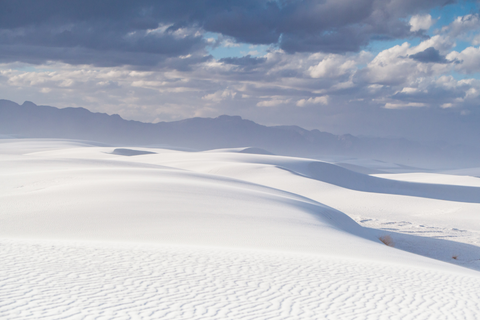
[{"left": 1, "top": 99, "right": 478, "bottom": 168}]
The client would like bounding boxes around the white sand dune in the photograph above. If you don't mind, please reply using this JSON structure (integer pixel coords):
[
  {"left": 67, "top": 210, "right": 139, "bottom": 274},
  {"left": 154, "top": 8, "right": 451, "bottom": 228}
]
[{"left": 1, "top": 139, "right": 480, "bottom": 319}]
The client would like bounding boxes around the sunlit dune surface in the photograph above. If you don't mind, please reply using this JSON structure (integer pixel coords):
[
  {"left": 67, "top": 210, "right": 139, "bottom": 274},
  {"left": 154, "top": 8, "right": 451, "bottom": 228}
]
[{"left": 1, "top": 139, "right": 480, "bottom": 319}]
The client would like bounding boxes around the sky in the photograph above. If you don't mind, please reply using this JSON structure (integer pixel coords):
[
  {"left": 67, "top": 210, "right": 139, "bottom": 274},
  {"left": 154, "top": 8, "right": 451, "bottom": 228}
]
[{"left": 1, "top": 0, "right": 480, "bottom": 143}]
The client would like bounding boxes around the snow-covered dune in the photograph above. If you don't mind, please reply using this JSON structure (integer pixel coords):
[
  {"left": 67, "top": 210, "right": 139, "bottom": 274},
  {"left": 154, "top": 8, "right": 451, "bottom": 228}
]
[{"left": 1, "top": 139, "right": 480, "bottom": 319}]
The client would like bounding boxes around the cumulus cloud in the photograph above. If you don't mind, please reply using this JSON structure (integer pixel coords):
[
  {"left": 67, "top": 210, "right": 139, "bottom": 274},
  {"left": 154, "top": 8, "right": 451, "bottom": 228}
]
[
  {"left": 308, "top": 55, "right": 357, "bottom": 78},
  {"left": 448, "top": 47, "right": 480, "bottom": 74},
  {"left": 356, "top": 42, "right": 414, "bottom": 85},
  {"left": 442, "top": 14, "right": 480, "bottom": 38},
  {"left": 355, "top": 35, "right": 457, "bottom": 87},
  {"left": 409, "top": 14, "right": 434, "bottom": 32}
]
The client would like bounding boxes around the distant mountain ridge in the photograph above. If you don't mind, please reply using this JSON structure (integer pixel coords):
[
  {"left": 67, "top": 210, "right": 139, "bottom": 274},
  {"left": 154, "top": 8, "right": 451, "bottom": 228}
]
[{"left": 0, "top": 99, "right": 478, "bottom": 168}]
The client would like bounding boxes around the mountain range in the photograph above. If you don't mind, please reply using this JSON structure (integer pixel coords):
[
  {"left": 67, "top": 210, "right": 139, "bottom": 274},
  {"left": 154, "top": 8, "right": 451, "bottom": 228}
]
[{"left": 1, "top": 99, "right": 478, "bottom": 168}]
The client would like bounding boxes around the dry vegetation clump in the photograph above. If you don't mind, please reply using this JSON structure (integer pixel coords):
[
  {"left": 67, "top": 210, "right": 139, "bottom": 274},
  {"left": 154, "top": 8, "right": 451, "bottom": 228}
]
[{"left": 379, "top": 235, "right": 394, "bottom": 247}]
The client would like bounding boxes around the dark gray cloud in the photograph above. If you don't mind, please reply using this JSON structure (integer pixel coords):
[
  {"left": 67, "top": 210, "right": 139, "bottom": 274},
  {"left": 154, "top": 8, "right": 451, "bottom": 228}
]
[
  {"left": 0, "top": 44, "right": 212, "bottom": 70},
  {"left": 219, "top": 55, "right": 266, "bottom": 66},
  {"left": 409, "top": 47, "right": 450, "bottom": 63},
  {"left": 0, "top": 0, "right": 210, "bottom": 67},
  {"left": 0, "top": 0, "right": 456, "bottom": 67}
]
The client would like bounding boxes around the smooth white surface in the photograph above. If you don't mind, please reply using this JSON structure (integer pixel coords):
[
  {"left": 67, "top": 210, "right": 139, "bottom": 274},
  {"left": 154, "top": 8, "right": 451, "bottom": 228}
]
[{"left": 1, "top": 140, "right": 480, "bottom": 319}]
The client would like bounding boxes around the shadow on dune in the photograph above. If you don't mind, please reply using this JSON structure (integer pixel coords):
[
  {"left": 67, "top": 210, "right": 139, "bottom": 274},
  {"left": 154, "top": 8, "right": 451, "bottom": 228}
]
[
  {"left": 297, "top": 162, "right": 480, "bottom": 204},
  {"left": 111, "top": 148, "right": 157, "bottom": 156},
  {"left": 366, "top": 227, "right": 480, "bottom": 272}
]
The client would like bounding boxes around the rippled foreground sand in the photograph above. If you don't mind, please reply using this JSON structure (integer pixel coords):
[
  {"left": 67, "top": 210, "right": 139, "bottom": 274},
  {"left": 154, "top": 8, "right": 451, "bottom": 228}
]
[{"left": 1, "top": 139, "right": 480, "bottom": 319}]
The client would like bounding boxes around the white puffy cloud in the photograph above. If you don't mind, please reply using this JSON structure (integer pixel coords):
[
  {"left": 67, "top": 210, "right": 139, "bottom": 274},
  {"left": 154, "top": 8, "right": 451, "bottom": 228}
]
[
  {"left": 409, "top": 14, "right": 434, "bottom": 32},
  {"left": 296, "top": 96, "right": 329, "bottom": 107},
  {"left": 448, "top": 46, "right": 480, "bottom": 74},
  {"left": 358, "top": 43, "right": 415, "bottom": 85},
  {"left": 358, "top": 36, "right": 454, "bottom": 86},
  {"left": 441, "top": 14, "right": 480, "bottom": 38},
  {"left": 413, "top": 34, "right": 455, "bottom": 54},
  {"left": 399, "top": 87, "right": 420, "bottom": 94},
  {"left": 308, "top": 54, "right": 357, "bottom": 78}
]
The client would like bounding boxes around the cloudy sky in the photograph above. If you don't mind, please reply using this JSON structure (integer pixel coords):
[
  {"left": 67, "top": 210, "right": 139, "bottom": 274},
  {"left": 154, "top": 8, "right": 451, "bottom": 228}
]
[{"left": 1, "top": 0, "right": 480, "bottom": 143}]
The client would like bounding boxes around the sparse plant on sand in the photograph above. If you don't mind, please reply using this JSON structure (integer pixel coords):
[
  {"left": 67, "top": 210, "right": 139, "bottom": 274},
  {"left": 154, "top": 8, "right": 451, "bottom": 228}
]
[{"left": 379, "top": 235, "right": 394, "bottom": 247}]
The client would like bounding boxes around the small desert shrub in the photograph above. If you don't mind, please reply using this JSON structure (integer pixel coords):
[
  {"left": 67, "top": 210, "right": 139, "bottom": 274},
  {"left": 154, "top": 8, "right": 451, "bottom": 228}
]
[{"left": 379, "top": 235, "right": 394, "bottom": 247}]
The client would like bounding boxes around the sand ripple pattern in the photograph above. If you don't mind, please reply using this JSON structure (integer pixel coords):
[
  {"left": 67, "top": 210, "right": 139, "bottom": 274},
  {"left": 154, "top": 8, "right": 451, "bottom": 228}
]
[{"left": 1, "top": 240, "right": 480, "bottom": 320}]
